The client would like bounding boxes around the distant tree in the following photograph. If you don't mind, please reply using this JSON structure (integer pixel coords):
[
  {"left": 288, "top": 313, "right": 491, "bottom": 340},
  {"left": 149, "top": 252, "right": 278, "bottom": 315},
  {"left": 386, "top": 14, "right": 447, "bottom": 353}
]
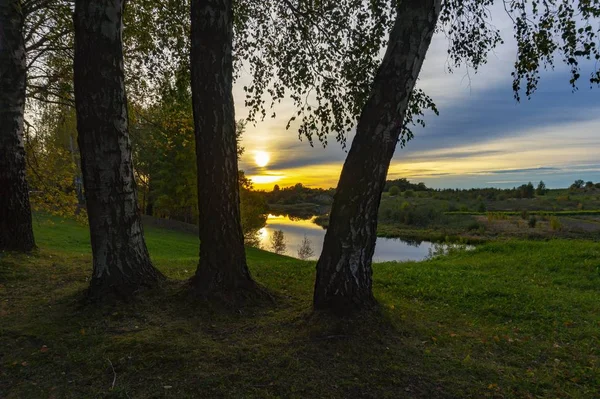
[
  {"left": 526, "top": 182, "right": 535, "bottom": 198},
  {"left": 130, "top": 72, "right": 198, "bottom": 223},
  {"left": 536, "top": 181, "right": 547, "bottom": 196},
  {"left": 384, "top": 178, "right": 431, "bottom": 192},
  {"left": 518, "top": 182, "right": 535, "bottom": 199},
  {"left": 388, "top": 186, "right": 400, "bottom": 196},
  {"left": 585, "top": 181, "right": 594, "bottom": 189},
  {"left": 270, "top": 230, "right": 286, "bottom": 255},
  {"left": 571, "top": 179, "right": 585, "bottom": 190},
  {"left": 273, "top": 184, "right": 280, "bottom": 192},
  {"left": 297, "top": 234, "right": 314, "bottom": 260},
  {"left": 25, "top": 106, "right": 86, "bottom": 223}
]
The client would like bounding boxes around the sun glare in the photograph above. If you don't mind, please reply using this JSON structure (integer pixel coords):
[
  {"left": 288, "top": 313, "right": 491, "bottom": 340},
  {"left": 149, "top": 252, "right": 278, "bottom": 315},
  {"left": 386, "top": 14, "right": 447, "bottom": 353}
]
[
  {"left": 254, "top": 151, "right": 270, "bottom": 167},
  {"left": 249, "top": 175, "right": 282, "bottom": 184}
]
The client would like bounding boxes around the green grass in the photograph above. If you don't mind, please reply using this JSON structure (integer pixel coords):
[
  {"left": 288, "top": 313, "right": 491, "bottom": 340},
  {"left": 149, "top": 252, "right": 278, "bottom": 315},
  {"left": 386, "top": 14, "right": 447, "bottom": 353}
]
[
  {"left": 447, "top": 210, "right": 600, "bottom": 216},
  {"left": 1, "top": 216, "right": 600, "bottom": 397}
]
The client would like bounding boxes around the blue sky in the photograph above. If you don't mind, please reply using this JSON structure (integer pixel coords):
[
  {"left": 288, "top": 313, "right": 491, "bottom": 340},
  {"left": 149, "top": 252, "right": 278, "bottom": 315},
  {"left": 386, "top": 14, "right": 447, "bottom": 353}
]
[{"left": 235, "top": 9, "right": 600, "bottom": 190}]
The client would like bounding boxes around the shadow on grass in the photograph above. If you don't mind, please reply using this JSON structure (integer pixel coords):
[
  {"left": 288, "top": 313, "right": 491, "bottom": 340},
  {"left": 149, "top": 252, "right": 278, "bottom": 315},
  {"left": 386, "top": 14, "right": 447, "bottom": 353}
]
[{"left": 1, "top": 251, "right": 481, "bottom": 398}]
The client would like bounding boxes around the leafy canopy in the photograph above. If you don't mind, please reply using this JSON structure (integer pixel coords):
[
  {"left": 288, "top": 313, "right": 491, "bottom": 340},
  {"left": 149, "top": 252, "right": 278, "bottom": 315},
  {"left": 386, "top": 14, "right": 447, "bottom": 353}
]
[
  {"left": 236, "top": 0, "right": 599, "bottom": 147},
  {"left": 24, "top": 0, "right": 600, "bottom": 151}
]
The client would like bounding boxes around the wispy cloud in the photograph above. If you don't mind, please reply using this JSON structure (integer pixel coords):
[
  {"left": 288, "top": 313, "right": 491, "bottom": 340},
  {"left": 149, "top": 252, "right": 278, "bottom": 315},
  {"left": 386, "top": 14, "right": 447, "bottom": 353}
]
[{"left": 483, "top": 167, "right": 559, "bottom": 175}]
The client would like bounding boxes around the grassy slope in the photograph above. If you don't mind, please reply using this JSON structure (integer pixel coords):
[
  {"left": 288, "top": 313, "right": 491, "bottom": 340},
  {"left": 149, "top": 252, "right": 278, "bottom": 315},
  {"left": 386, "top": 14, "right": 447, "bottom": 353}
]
[{"left": 1, "top": 217, "right": 599, "bottom": 398}]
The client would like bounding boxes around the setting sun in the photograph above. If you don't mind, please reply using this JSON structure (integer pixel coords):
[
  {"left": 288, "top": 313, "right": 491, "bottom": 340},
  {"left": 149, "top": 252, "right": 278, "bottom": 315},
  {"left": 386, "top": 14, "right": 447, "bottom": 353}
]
[{"left": 254, "top": 151, "right": 270, "bottom": 167}]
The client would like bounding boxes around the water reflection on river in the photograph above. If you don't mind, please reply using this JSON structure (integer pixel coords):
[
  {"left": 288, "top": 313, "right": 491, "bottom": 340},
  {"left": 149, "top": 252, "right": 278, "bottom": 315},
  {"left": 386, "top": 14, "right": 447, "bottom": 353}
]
[{"left": 258, "top": 214, "right": 451, "bottom": 262}]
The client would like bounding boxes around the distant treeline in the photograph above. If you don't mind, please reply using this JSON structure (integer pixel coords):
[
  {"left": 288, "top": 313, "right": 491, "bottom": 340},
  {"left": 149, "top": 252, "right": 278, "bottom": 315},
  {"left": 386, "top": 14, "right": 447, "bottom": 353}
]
[
  {"left": 383, "top": 178, "right": 600, "bottom": 200},
  {"left": 384, "top": 178, "right": 430, "bottom": 192},
  {"left": 265, "top": 183, "right": 335, "bottom": 206},
  {"left": 383, "top": 178, "right": 542, "bottom": 199},
  {"left": 262, "top": 178, "right": 600, "bottom": 208}
]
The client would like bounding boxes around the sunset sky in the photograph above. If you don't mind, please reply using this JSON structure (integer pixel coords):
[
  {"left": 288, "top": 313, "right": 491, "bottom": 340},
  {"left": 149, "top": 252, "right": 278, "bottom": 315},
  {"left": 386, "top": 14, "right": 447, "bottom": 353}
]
[{"left": 235, "top": 8, "right": 600, "bottom": 191}]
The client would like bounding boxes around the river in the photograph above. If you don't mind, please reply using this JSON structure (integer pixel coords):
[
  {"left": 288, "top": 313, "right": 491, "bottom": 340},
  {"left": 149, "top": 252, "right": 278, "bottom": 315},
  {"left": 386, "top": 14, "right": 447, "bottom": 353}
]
[{"left": 257, "top": 214, "right": 453, "bottom": 262}]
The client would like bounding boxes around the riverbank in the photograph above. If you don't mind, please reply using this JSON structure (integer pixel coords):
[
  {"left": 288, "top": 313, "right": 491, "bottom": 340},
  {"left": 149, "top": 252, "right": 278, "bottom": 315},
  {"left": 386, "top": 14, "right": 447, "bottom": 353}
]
[
  {"left": 313, "top": 210, "right": 600, "bottom": 243},
  {"left": 1, "top": 216, "right": 599, "bottom": 397},
  {"left": 285, "top": 187, "right": 600, "bottom": 243}
]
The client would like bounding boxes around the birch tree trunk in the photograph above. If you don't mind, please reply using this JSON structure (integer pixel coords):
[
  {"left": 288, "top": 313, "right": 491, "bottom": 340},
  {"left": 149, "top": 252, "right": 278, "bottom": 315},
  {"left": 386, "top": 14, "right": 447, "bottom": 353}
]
[
  {"left": 314, "top": 0, "right": 442, "bottom": 312},
  {"left": 74, "top": 0, "right": 163, "bottom": 299},
  {"left": 0, "top": 0, "right": 35, "bottom": 252},
  {"left": 190, "top": 0, "right": 256, "bottom": 297}
]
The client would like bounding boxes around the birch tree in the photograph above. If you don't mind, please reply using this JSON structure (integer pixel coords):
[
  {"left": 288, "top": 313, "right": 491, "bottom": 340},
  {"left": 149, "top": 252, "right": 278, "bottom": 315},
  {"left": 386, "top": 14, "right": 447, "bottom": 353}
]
[
  {"left": 73, "top": 0, "right": 164, "bottom": 299},
  {"left": 0, "top": 0, "right": 35, "bottom": 252}
]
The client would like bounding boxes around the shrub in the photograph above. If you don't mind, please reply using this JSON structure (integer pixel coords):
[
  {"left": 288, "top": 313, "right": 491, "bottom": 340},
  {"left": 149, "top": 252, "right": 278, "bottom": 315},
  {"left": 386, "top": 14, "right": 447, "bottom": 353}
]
[
  {"left": 550, "top": 216, "right": 562, "bottom": 231},
  {"left": 388, "top": 186, "right": 400, "bottom": 196},
  {"left": 244, "top": 231, "right": 262, "bottom": 248},
  {"left": 404, "top": 189, "right": 414, "bottom": 198},
  {"left": 297, "top": 234, "right": 314, "bottom": 260},
  {"left": 270, "top": 230, "right": 287, "bottom": 254},
  {"left": 528, "top": 216, "right": 537, "bottom": 228},
  {"left": 487, "top": 212, "right": 509, "bottom": 221},
  {"left": 378, "top": 200, "right": 442, "bottom": 227},
  {"left": 467, "top": 221, "right": 481, "bottom": 231},
  {"left": 477, "top": 201, "right": 487, "bottom": 213},
  {"left": 520, "top": 210, "right": 529, "bottom": 220}
]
